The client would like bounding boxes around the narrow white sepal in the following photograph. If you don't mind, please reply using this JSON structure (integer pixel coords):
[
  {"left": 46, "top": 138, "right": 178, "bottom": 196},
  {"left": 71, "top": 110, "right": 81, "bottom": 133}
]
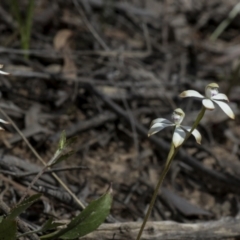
[
  {"left": 211, "top": 93, "right": 229, "bottom": 102},
  {"left": 192, "top": 129, "right": 202, "bottom": 144},
  {"left": 150, "top": 118, "right": 173, "bottom": 128},
  {"left": 179, "top": 90, "right": 204, "bottom": 99},
  {"left": 181, "top": 126, "right": 202, "bottom": 144},
  {"left": 172, "top": 127, "right": 185, "bottom": 148},
  {"left": 148, "top": 123, "right": 174, "bottom": 137},
  {"left": 213, "top": 100, "right": 235, "bottom": 119},
  {"left": 202, "top": 99, "right": 215, "bottom": 110}
]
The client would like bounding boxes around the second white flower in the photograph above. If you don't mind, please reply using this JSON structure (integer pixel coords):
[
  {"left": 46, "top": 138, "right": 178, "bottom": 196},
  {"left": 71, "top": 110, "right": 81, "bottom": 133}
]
[{"left": 148, "top": 108, "right": 201, "bottom": 148}]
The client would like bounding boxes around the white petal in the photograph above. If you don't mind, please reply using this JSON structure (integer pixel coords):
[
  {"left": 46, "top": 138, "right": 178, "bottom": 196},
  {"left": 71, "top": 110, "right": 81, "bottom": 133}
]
[
  {"left": 202, "top": 99, "right": 215, "bottom": 110},
  {"left": 148, "top": 123, "right": 174, "bottom": 137},
  {"left": 213, "top": 100, "right": 235, "bottom": 119},
  {"left": 0, "top": 70, "right": 9, "bottom": 75},
  {"left": 211, "top": 93, "right": 229, "bottom": 102},
  {"left": 150, "top": 118, "right": 173, "bottom": 127},
  {"left": 181, "top": 126, "right": 202, "bottom": 144},
  {"left": 172, "top": 127, "right": 186, "bottom": 148},
  {"left": 179, "top": 90, "right": 204, "bottom": 99}
]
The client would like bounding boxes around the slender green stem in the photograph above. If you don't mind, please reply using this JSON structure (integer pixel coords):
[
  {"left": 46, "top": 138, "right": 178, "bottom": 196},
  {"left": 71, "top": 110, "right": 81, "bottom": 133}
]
[
  {"left": 18, "top": 150, "right": 60, "bottom": 204},
  {"left": 136, "top": 107, "right": 206, "bottom": 240},
  {"left": 136, "top": 143, "right": 175, "bottom": 240},
  {"left": 185, "top": 107, "right": 206, "bottom": 142},
  {"left": 18, "top": 229, "right": 40, "bottom": 238}
]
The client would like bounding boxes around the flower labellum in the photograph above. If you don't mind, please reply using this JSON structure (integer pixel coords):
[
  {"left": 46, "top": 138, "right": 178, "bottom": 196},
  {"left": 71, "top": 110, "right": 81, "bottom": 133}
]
[
  {"left": 148, "top": 108, "right": 201, "bottom": 148},
  {"left": 172, "top": 108, "right": 185, "bottom": 125},
  {"left": 180, "top": 83, "right": 235, "bottom": 119}
]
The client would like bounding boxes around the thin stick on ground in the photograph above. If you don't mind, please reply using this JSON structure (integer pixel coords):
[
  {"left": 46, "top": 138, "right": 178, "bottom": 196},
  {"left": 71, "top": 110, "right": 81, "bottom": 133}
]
[
  {"left": 72, "top": 0, "right": 109, "bottom": 51},
  {"left": 18, "top": 165, "right": 48, "bottom": 204},
  {"left": 0, "top": 107, "right": 85, "bottom": 210}
]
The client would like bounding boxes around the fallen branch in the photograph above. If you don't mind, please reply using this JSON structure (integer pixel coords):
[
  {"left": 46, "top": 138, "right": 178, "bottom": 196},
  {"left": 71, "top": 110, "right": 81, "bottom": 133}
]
[
  {"left": 82, "top": 217, "right": 240, "bottom": 240},
  {"left": 50, "top": 111, "right": 116, "bottom": 142}
]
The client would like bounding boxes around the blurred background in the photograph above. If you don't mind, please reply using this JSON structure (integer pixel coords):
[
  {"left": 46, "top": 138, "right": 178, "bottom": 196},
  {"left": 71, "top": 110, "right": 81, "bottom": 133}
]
[{"left": 0, "top": 0, "right": 240, "bottom": 238}]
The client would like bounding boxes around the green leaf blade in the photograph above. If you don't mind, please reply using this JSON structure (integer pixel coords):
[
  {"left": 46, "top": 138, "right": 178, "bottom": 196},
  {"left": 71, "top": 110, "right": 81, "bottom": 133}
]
[
  {"left": 61, "top": 188, "right": 112, "bottom": 239},
  {"left": 7, "top": 194, "right": 41, "bottom": 220},
  {"left": 0, "top": 218, "right": 17, "bottom": 240}
]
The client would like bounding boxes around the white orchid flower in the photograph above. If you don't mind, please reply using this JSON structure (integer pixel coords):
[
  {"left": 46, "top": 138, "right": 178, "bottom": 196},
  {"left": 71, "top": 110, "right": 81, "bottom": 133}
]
[
  {"left": 180, "top": 83, "right": 235, "bottom": 119},
  {"left": 0, "top": 65, "right": 9, "bottom": 75},
  {"left": 148, "top": 108, "right": 201, "bottom": 148}
]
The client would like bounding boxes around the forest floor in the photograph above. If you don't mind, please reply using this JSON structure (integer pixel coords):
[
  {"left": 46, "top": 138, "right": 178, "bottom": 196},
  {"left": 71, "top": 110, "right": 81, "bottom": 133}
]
[{"left": 0, "top": 0, "right": 240, "bottom": 239}]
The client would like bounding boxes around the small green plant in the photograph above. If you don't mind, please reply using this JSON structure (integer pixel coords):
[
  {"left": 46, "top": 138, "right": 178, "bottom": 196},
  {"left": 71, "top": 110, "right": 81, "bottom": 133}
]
[
  {"left": 18, "top": 130, "right": 76, "bottom": 204},
  {"left": 136, "top": 83, "right": 235, "bottom": 240},
  {"left": 40, "top": 188, "right": 112, "bottom": 239},
  {"left": 0, "top": 190, "right": 112, "bottom": 240},
  {"left": 0, "top": 131, "right": 112, "bottom": 239},
  {"left": 10, "top": 0, "right": 35, "bottom": 58}
]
